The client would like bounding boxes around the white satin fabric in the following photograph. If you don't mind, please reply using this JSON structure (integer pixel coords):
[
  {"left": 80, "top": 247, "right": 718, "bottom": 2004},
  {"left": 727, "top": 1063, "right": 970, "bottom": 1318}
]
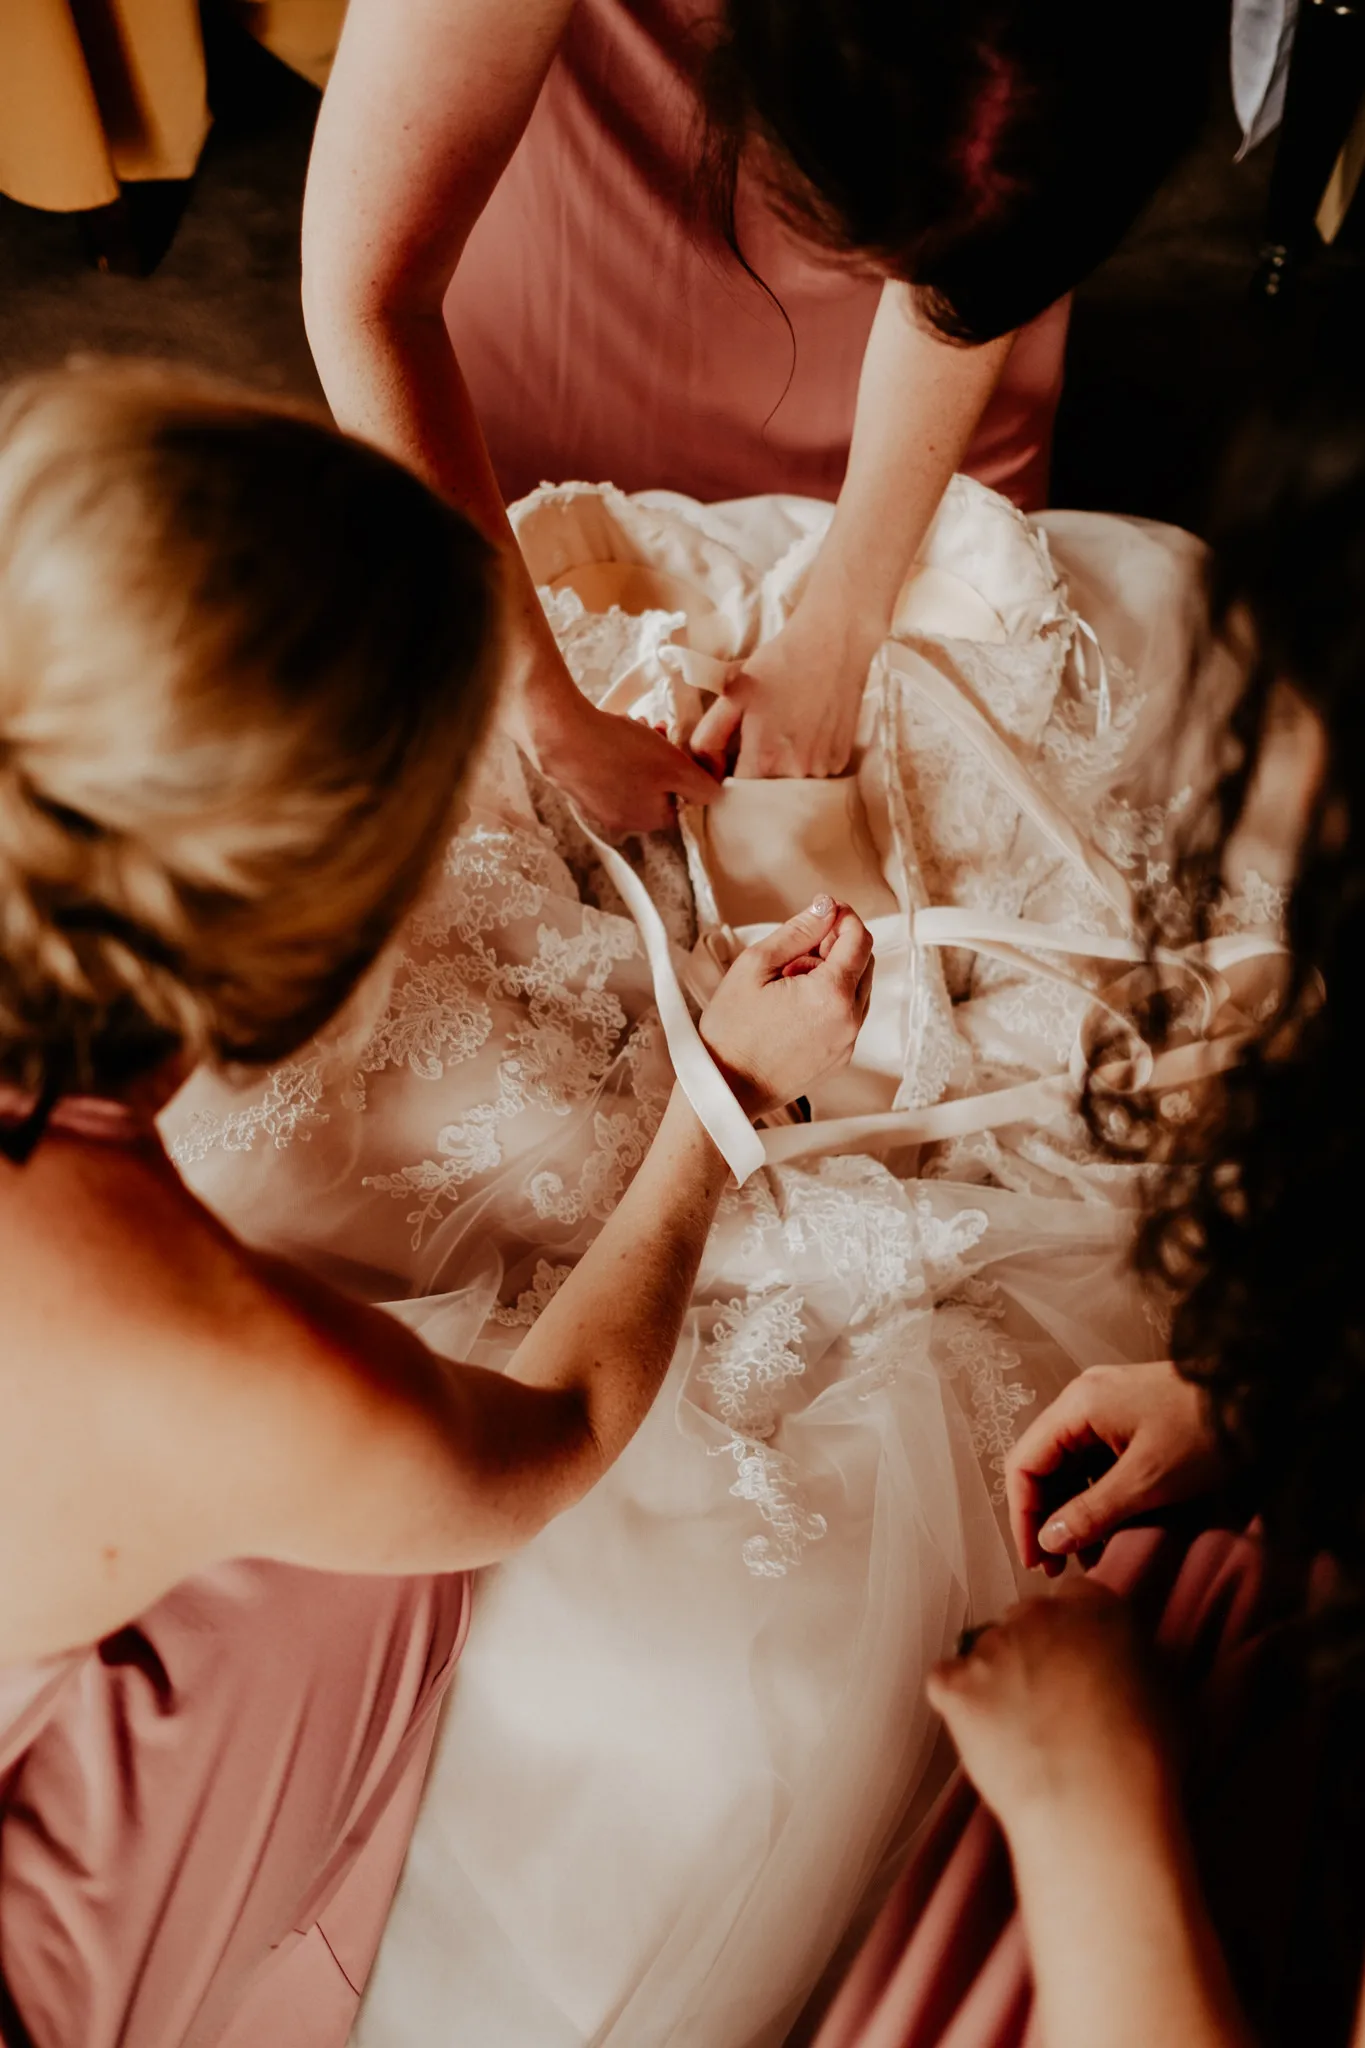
[
  {"left": 159, "top": 477, "right": 1288, "bottom": 2048},
  {"left": 1232, "top": 0, "right": 1299, "bottom": 155}
]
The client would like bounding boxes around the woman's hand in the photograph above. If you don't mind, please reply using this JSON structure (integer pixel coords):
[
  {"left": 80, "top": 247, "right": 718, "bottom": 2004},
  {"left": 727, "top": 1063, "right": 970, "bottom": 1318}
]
[
  {"left": 500, "top": 593, "right": 721, "bottom": 836},
  {"left": 927, "top": 1582, "right": 1172, "bottom": 1842},
  {"left": 690, "top": 609, "right": 879, "bottom": 780},
  {"left": 699, "top": 898, "right": 873, "bottom": 1114},
  {"left": 532, "top": 682, "right": 722, "bottom": 837},
  {"left": 932, "top": 1587, "right": 1253, "bottom": 2048},
  {"left": 1006, "top": 1360, "right": 1227, "bottom": 1575},
  {"left": 689, "top": 290, "right": 1015, "bottom": 781}
]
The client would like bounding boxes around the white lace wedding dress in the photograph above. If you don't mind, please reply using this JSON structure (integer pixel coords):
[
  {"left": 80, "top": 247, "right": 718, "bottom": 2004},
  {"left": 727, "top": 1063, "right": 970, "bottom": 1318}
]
[{"left": 161, "top": 476, "right": 1285, "bottom": 2048}]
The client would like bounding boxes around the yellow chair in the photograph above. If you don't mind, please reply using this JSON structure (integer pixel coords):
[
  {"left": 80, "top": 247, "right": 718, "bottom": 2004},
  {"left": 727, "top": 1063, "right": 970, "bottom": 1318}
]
[{"left": 0, "top": 0, "right": 344, "bottom": 215}]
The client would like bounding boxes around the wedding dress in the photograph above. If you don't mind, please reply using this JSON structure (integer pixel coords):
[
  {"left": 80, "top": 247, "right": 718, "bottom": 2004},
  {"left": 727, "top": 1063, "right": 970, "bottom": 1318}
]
[{"left": 161, "top": 475, "right": 1286, "bottom": 2048}]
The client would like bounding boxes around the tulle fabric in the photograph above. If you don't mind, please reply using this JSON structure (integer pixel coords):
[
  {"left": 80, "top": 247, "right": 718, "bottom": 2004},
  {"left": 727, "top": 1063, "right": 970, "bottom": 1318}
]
[{"left": 160, "top": 478, "right": 1286, "bottom": 2047}]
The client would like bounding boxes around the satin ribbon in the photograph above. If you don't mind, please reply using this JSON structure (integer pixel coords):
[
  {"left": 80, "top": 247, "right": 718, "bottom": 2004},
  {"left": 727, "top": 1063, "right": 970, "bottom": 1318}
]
[
  {"left": 569, "top": 638, "right": 1287, "bottom": 1186},
  {"left": 570, "top": 809, "right": 766, "bottom": 1184}
]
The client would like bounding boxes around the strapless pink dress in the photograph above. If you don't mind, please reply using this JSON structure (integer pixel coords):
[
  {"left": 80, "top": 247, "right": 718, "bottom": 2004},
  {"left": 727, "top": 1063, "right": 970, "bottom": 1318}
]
[
  {"left": 447, "top": 0, "right": 1070, "bottom": 510},
  {"left": 0, "top": 1095, "right": 470, "bottom": 2047},
  {"left": 0, "top": 1565, "right": 468, "bottom": 2048}
]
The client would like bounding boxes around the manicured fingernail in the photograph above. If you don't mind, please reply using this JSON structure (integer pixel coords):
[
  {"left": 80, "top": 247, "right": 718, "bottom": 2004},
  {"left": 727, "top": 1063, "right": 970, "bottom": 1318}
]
[
  {"left": 810, "top": 894, "right": 835, "bottom": 917},
  {"left": 1039, "top": 1518, "right": 1071, "bottom": 1554}
]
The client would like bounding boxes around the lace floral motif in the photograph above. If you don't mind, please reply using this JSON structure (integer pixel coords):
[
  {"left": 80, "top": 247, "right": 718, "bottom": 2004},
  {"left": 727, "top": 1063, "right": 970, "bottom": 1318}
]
[
  {"left": 935, "top": 1279, "right": 1035, "bottom": 1499},
  {"left": 1092, "top": 788, "right": 1194, "bottom": 881},
  {"left": 527, "top": 1097, "right": 662, "bottom": 1226},
  {"left": 718, "top": 1437, "right": 830, "bottom": 1580},
  {"left": 522, "top": 1016, "right": 671, "bottom": 1225},
  {"left": 779, "top": 1157, "right": 927, "bottom": 1313},
  {"left": 490, "top": 1259, "right": 575, "bottom": 1328},
  {"left": 691, "top": 1162, "right": 971, "bottom": 1577},
  {"left": 170, "top": 1054, "right": 329, "bottom": 1165},
  {"left": 354, "top": 959, "right": 493, "bottom": 1086},
  {"left": 539, "top": 585, "right": 686, "bottom": 710},
  {"left": 698, "top": 1292, "right": 808, "bottom": 1440},
  {"left": 714, "top": 1171, "right": 784, "bottom": 1266},
  {"left": 914, "top": 1195, "right": 991, "bottom": 1293},
  {"left": 363, "top": 889, "right": 644, "bottom": 1246},
  {"left": 1040, "top": 657, "right": 1140, "bottom": 806},
  {"left": 693, "top": 1288, "right": 830, "bottom": 1577},
  {"left": 170, "top": 820, "right": 576, "bottom": 1163},
  {"left": 1213, "top": 867, "right": 1289, "bottom": 934}
]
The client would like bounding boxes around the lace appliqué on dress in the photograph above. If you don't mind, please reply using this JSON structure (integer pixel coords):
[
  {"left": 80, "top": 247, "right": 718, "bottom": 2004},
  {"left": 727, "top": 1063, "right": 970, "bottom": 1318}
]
[
  {"left": 490, "top": 1259, "right": 575, "bottom": 1328},
  {"left": 170, "top": 1054, "right": 331, "bottom": 1165},
  {"left": 696, "top": 1290, "right": 829, "bottom": 1578},
  {"left": 935, "top": 1278, "right": 1035, "bottom": 1501},
  {"left": 721, "top": 1438, "right": 830, "bottom": 1580}
]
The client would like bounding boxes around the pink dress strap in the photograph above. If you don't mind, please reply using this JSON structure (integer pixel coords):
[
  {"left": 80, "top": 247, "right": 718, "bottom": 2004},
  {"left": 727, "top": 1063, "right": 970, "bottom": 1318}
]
[{"left": 0, "top": 1083, "right": 155, "bottom": 1167}]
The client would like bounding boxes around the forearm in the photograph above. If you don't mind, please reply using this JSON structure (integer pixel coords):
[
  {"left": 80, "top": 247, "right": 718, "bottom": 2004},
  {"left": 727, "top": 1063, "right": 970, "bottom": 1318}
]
[
  {"left": 305, "top": 290, "right": 508, "bottom": 534},
  {"left": 504, "top": 1086, "right": 730, "bottom": 1467},
  {"left": 1007, "top": 1785, "right": 1253, "bottom": 2048},
  {"left": 235, "top": 1097, "right": 727, "bottom": 1575},
  {"left": 797, "top": 284, "right": 1014, "bottom": 650},
  {"left": 299, "top": 0, "right": 579, "bottom": 746},
  {"left": 304, "top": 298, "right": 578, "bottom": 750}
]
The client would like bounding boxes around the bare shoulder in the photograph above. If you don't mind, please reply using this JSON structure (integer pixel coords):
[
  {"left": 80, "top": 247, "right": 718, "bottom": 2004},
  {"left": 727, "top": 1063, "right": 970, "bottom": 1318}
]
[
  {"left": 0, "top": 1134, "right": 356, "bottom": 1660},
  {"left": 0, "top": 1131, "right": 580, "bottom": 1663}
]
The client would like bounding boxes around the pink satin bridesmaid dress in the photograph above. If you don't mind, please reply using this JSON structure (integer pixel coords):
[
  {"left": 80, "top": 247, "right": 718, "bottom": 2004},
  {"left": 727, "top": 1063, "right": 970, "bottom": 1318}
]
[{"left": 447, "top": 0, "right": 1070, "bottom": 511}]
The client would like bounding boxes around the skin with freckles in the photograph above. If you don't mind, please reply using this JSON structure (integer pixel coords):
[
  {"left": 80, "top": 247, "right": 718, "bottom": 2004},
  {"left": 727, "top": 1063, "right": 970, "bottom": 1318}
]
[
  {"left": 302, "top": 0, "right": 1018, "bottom": 811},
  {"left": 0, "top": 898, "right": 871, "bottom": 1666}
]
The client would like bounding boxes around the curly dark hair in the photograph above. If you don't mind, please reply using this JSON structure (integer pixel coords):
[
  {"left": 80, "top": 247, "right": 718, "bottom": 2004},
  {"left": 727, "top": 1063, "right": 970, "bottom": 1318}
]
[
  {"left": 701, "top": 0, "right": 1220, "bottom": 344},
  {"left": 1126, "top": 340, "right": 1365, "bottom": 1645}
]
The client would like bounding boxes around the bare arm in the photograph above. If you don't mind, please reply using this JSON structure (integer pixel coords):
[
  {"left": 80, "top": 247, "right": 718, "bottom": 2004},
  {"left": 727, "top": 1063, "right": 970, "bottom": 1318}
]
[
  {"left": 1007, "top": 1778, "right": 1253, "bottom": 2048},
  {"left": 0, "top": 1094, "right": 725, "bottom": 1655},
  {"left": 301, "top": 0, "right": 568, "bottom": 528},
  {"left": 301, "top": 0, "right": 715, "bottom": 831},
  {"left": 807, "top": 285, "right": 1015, "bottom": 659},
  {"left": 928, "top": 1587, "right": 1252, "bottom": 2048},
  {"left": 0, "top": 907, "right": 870, "bottom": 1660},
  {"left": 692, "top": 285, "right": 1014, "bottom": 778},
  {"left": 262, "top": 903, "right": 871, "bottom": 1572},
  {"left": 252, "top": 1081, "right": 736, "bottom": 1573}
]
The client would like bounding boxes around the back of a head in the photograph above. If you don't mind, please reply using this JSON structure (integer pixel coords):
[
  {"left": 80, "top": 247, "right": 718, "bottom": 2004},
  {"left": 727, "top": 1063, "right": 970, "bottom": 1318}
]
[
  {"left": 1137, "top": 319, "right": 1365, "bottom": 1654},
  {"left": 707, "top": 0, "right": 1220, "bottom": 342},
  {"left": 0, "top": 362, "right": 497, "bottom": 1103}
]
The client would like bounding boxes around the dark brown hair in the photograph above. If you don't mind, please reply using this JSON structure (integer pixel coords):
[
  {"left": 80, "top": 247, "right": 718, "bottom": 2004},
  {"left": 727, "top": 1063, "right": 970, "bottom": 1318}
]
[
  {"left": 703, "top": 0, "right": 1219, "bottom": 343},
  {"left": 1116, "top": 324, "right": 1365, "bottom": 1653}
]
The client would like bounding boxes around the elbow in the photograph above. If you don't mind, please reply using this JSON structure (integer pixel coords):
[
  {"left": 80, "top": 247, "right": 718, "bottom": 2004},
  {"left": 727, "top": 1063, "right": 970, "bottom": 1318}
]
[
  {"left": 523, "top": 1388, "right": 608, "bottom": 1543},
  {"left": 459, "top": 1384, "right": 608, "bottom": 1567},
  {"left": 299, "top": 236, "right": 378, "bottom": 365},
  {"left": 301, "top": 226, "right": 458, "bottom": 367},
  {"left": 299, "top": 230, "right": 349, "bottom": 370}
]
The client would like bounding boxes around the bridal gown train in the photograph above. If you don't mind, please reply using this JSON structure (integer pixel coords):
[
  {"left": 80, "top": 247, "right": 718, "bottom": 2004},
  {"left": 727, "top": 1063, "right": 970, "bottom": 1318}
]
[{"left": 161, "top": 476, "right": 1285, "bottom": 2048}]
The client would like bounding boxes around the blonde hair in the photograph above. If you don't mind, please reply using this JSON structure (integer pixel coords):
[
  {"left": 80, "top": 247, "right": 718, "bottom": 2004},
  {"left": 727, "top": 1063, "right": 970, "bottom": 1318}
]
[{"left": 0, "top": 362, "right": 498, "bottom": 1098}]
